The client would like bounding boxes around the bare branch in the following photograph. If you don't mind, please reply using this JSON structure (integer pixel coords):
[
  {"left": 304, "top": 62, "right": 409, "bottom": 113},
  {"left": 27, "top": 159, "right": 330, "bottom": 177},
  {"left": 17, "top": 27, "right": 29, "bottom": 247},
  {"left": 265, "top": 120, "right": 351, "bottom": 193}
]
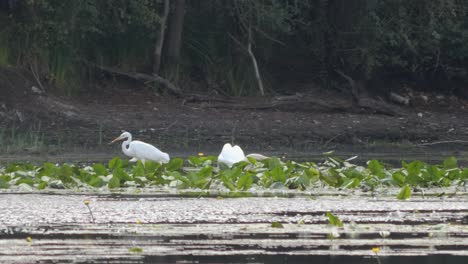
[
  {"left": 29, "top": 59, "right": 45, "bottom": 92},
  {"left": 228, "top": 32, "right": 265, "bottom": 96},
  {"left": 153, "top": 0, "right": 170, "bottom": 74},
  {"left": 253, "top": 26, "right": 286, "bottom": 46},
  {"left": 247, "top": 41, "right": 265, "bottom": 96}
]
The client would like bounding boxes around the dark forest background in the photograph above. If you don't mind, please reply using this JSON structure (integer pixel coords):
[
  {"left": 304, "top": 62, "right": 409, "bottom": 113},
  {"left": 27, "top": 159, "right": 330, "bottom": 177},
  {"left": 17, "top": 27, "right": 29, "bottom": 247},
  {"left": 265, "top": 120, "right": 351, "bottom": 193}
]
[{"left": 1, "top": 0, "right": 468, "bottom": 98}]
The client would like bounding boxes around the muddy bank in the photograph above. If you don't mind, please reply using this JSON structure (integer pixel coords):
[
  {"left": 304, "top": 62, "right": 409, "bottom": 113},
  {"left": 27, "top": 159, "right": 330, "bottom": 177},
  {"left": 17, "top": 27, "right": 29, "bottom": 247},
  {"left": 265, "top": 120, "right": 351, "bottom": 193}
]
[{"left": 1, "top": 73, "right": 468, "bottom": 156}]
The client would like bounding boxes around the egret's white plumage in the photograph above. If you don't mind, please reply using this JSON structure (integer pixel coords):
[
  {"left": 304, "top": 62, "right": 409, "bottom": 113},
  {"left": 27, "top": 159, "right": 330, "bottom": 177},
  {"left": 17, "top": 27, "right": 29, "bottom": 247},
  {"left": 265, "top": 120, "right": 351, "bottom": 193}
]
[
  {"left": 111, "top": 131, "right": 170, "bottom": 164},
  {"left": 217, "top": 143, "right": 269, "bottom": 167}
]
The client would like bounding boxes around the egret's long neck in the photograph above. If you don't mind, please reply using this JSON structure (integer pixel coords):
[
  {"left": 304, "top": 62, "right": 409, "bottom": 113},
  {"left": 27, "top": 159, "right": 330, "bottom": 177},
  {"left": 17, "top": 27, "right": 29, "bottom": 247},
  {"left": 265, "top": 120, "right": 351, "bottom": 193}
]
[{"left": 121, "top": 136, "right": 132, "bottom": 156}]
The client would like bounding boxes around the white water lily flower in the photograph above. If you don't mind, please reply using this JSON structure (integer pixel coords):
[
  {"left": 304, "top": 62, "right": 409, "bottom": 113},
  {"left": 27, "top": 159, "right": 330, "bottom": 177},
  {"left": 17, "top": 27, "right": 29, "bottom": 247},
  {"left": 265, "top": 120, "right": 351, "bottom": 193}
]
[
  {"left": 330, "top": 230, "right": 340, "bottom": 239},
  {"left": 41, "top": 176, "right": 51, "bottom": 182},
  {"left": 379, "top": 230, "right": 390, "bottom": 238}
]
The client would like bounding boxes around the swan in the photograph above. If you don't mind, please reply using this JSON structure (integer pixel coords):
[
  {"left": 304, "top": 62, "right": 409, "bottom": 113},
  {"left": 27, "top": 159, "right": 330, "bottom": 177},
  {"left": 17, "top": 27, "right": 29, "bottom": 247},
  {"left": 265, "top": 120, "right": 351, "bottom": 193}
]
[{"left": 217, "top": 143, "right": 268, "bottom": 167}]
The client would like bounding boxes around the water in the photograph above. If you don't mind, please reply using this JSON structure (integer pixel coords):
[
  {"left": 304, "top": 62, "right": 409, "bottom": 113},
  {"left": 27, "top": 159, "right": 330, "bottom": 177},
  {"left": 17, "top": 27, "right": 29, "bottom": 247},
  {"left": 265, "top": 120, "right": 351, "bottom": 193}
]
[{"left": 0, "top": 192, "right": 467, "bottom": 263}]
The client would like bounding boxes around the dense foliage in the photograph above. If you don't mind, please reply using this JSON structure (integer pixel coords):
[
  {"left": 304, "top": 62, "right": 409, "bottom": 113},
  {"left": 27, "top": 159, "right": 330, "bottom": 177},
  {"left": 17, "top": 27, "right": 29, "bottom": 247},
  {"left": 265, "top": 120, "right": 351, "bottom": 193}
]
[
  {"left": 1, "top": 156, "right": 466, "bottom": 199},
  {"left": 1, "top": 0, "right": 468, "bottom": 95}
]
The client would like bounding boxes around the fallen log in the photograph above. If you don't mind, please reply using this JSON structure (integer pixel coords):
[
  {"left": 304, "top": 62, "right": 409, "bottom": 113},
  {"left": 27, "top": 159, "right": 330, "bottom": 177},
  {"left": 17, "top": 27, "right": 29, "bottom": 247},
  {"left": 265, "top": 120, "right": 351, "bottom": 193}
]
[
  {"left": 91, "top": 63, "right": 182, "bottom": 96},
  {"left": 335, "top": 70, "right": 404, "bottom": 116},
  {"left": 390, "top": 92, "right": 410, "bottom": 105},
  {"left": 194, "top": 97, "right": 353, "bottom": 112}
]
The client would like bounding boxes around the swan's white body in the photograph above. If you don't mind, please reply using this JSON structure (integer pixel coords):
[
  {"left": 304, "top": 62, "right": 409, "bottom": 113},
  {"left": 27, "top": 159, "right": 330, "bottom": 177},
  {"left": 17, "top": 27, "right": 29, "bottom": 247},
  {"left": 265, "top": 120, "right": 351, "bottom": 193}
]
[
  {"left": 217, "top": 143, "right": 246, "bottom": 167},
  {"left": 111, "top": 132, "right": 170, "bottom": 164},
  {"left": 217, "top": 143, "right": 269, "bottom": 167}
]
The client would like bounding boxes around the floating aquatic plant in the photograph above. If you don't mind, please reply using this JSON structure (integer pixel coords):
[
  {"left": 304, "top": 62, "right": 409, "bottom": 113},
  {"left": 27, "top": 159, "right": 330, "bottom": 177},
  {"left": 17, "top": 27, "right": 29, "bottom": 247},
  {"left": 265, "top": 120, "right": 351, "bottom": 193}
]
[{"left": 0, "top": 156, "right": 466, "bottom": 199}]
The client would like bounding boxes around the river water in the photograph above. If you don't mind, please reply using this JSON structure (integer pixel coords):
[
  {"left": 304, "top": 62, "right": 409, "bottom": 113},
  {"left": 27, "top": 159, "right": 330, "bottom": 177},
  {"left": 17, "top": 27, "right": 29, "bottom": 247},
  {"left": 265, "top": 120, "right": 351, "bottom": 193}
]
[{"left": 0, "top": 191, "right": 467, "bottom": 263}]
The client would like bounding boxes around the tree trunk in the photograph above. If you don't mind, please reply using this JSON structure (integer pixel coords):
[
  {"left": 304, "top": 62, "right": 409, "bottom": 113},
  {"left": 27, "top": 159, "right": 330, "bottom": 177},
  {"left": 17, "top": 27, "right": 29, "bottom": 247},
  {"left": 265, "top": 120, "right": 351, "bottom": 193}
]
[
  {"left": 153, "top": 0, "right": 170, "bottom": 74},
  {"left": 317, "top": 0, "right": 336, "bottom": 87},
  {"left": 165, "top": 0, "right": 185, "bottom": 67},
  {"left": 247, "top": 42, "right": 265, "bottom": 96}
]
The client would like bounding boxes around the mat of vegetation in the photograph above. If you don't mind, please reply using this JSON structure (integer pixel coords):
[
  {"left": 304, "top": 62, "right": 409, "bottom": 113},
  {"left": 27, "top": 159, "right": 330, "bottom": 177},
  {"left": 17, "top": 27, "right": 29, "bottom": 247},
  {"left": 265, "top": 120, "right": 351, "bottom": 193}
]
[{"left": 1, "top": 155, "right": 467, "bottom": 200}]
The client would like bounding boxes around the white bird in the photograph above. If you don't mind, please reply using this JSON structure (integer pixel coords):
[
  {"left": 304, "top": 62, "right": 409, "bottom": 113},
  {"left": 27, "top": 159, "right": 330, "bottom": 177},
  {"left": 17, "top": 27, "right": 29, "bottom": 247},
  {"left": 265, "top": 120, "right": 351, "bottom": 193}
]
[
  {"left": 218, "top": 143, "right": 246, "bottom": 167},
  {"left": 217, "top": 143, "right": 269, "bottom": 167},
  {"left": 110, "top": 131, "right": 170, "bottom": 164}
]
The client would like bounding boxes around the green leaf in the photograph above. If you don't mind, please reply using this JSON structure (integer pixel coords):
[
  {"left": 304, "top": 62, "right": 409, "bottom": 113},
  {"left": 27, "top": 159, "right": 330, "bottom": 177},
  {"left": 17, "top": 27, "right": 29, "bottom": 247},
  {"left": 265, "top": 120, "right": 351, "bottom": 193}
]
[
  {"left": 343, "top": 168, "right": 363, "bottom": 179},
  {"left": 40, "top": 162, "right": 57, "bottom": 177},
  {"left": 166, "top": 158, "right": 183, "bottom": 171},
  {"left": 237, "top": 173, "right": 253, "bottom": 190},
  {"left": 270, "top": 166, "right": 286, "bottom": 183},
  {"left": 37, "top": 181, "right": 48, "bottom": 190},
  {"left": 221, "top": 175, "right": 237, "bottom": 191},
  {"left": 341, "top": 178, "right": 360, "bottom": 189},
  {"left": 188, "top": 156, "right": 202, "bottom": 166},
  {"left": 288, "top": 173, "right": 311, "bottom": 189},
  {"left": 246, "top": 156, "right": 257, "bottom": 164},
  {"left": 57, "top": 165, "right": 76, "bottom": 186},
  {"left": 320, "top": 169, "right": 341, "bottom": 187},
  {"left": 443, "top": 157, "right": 458, "bottom": 170},
  {"left": 265, "top": 157, "right": 282, "bottom": 169},
  {"left": 88, "top": 176, "right": 104, "bottom": 187},
  {"left": 426, "top": 165, "right": 443, "bottom": 183},
  {"left": 133, "top": 162, "right": 145, "bottom": 177},
  {"left": 392, "top": 171, "right": 406, "bottom": 186},
  {"left": 404, "top": 161, "right": 425, "bottom": 185},
  {"left": 0, "top": 176, "right": 10, "bottom": 189},
  {"left": 326, "top": 212, "right": 344, "bottom": 227},
  {"left": 305, "top": 167, "right": 320, "bottom": 182},
  {"left": 218, "top": 162, "right": 230, "bottom": 171},
  {"left": 113, "top": 168, "right": 131, "bottom": 181},
  {"left": 197, "top": 166, "right": 213, "bottom": 178},
  {"left": 16, "top": 178, "right": 35, "bottom": 186},
  {"left": 144, "top": 161, "right": 161, "bottom": 174},
  {"left": 222, "top": 167, "right": 242, "bottom": 181},
  {"left": 397, "top": 185, "right": 411, "bottom": 200},
  {"left": 368, "top": 160, "right": 385, "bottom": 178},
  {"left": 93, "top": 163, "right": 107, "bottom": 176},
  {"left": 128, "top": 247, "right": 143, "bottom": 253},
  {"left": 271, "top": 222, "right": 284, "bottom": 228},
  {"left": 108, "top": 175, "right": 120, "bottom": 189},
  {"left": 461, "top": 169, "right": 468, "bottom": 180},
  {"left": 108, "top": 157, "right": 123, "bottom": 170},
  {"left": 171, "top": 171, "right": 191, "bottom": 187}
]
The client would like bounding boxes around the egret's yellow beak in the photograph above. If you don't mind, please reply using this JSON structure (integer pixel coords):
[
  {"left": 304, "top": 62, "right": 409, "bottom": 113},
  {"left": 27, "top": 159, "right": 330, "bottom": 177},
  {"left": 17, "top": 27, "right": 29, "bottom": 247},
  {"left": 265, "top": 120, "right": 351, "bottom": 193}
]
[{"left": 110, "top": 136, "right": 123, "bottom": 144}]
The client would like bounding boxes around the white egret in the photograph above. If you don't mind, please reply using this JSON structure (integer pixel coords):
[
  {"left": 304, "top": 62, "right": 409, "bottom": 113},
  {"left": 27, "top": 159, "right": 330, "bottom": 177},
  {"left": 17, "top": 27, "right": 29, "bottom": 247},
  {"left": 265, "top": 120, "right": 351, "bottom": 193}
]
[
  {"left": 110, "top": 131, "right": 170, "bottom": 164},
  {"left": 217, "top": 143, "right": 268, "bottom": 167}
]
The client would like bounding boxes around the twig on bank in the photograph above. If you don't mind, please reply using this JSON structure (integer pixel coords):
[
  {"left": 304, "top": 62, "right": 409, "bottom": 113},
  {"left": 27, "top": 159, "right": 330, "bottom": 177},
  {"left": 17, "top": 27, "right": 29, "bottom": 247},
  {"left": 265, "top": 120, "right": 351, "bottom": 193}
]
[{"left": 417, "top": 140, "right": 468, "bottom": 146}]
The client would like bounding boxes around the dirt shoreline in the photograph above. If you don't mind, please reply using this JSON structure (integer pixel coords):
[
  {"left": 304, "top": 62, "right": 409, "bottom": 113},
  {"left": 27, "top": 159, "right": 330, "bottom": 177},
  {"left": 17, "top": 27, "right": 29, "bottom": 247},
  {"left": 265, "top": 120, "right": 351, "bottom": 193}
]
[{"left": 1, "top": 83, "right": 468, "bottom": 162}]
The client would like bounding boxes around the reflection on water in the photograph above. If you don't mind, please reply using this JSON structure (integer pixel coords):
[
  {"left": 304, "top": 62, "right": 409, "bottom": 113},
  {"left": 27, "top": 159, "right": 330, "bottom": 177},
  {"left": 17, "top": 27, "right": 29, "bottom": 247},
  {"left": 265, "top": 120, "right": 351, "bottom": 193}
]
[
  {"left": 0, "top": 194, "right": 467, "bottom": 263},
  {"left": 145, "top": 255, "right": 467, "bottom": 264}
]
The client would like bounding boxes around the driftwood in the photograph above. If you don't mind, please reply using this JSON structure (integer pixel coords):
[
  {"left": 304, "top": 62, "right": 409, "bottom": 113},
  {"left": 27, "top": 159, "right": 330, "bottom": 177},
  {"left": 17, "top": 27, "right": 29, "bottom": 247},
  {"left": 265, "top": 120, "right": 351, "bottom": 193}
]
[
  {"left": 92, "top": 64, "right": 182, "bottom": 96},
  {"left": 182, "top": 94, "right": 233, "bottom": 105},
  {"left": 185, "top": 70, "right": 404, "bottom": 115},
  {"left": 390, "top": 92, "right": 410, "bottom": 105},
  {"left": 186, "top": 94, "right": 353, "bottom": 112},
  {"left": 335, "top": 70, "right": 403, "bottom": 116},
  {"left": 417, "top": 140, "right": 468, "bottom": 146}
]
